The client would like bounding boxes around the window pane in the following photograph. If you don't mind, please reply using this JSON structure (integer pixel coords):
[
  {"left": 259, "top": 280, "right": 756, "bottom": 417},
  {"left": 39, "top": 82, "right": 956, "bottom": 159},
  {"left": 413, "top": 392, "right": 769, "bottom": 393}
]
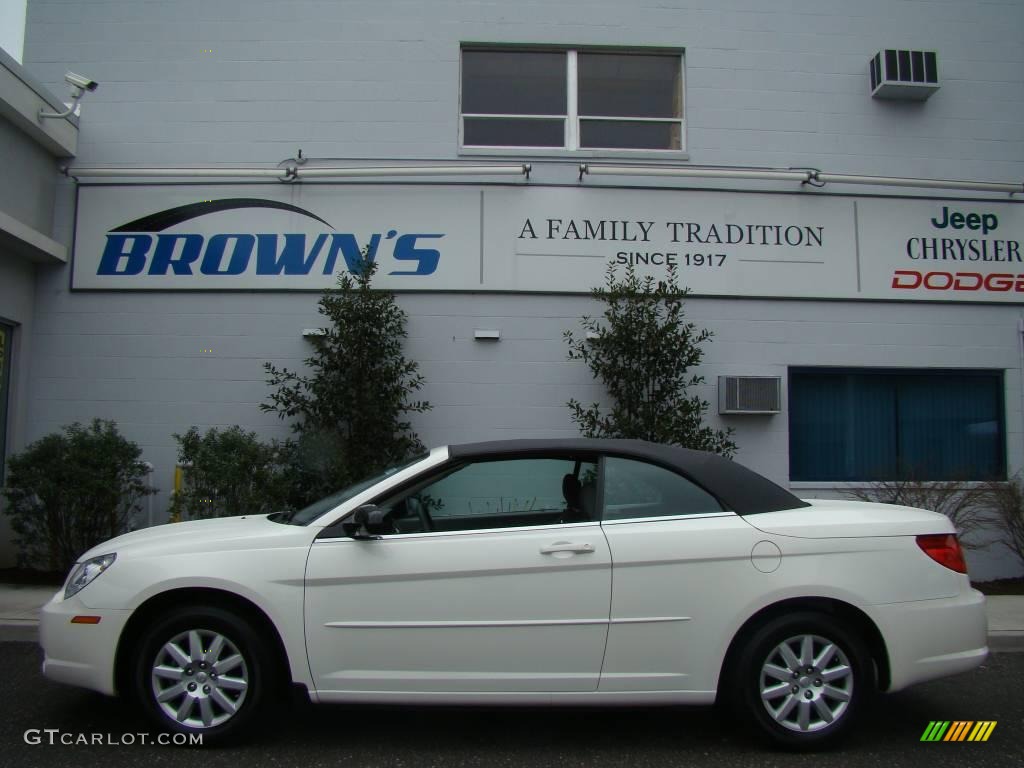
[
  {"left": 389, "top": 458, "right": 598, "bottom": 533},
  {"left": 897, "top": 375, "right": 1003, "bottom": 479},
  {"left": 789, "top": 373, "right": 896, "bottom": 481},
  {"left": 602, "top": 457, "right": 722, "bottom": 520},
  {"left": 464, "top": 117, "right": 565, "bottom": 147},
  {"left": 789, "top": 370, "right": 1005, "bottom": 481},
  {"left": 579, "top": 119, "right": 680, "bottom": 150},
  {"left": 0, "top": 323, "right": 10, "bottom": 482},
  {"left": 287, "top": 454, "right": 428, "bottom": 526},
  {"left": 462, "top": 50, "right": 567, "bottom": 115},
  {"left": 578, "top": 53, "right": 681, "bottom": 118}
]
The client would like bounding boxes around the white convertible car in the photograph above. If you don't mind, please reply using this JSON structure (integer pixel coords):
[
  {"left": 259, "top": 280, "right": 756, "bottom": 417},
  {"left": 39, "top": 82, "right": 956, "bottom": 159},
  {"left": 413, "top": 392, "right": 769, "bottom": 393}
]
[{"left": 41, "top": 439, "right": 987, "bottom": 748}]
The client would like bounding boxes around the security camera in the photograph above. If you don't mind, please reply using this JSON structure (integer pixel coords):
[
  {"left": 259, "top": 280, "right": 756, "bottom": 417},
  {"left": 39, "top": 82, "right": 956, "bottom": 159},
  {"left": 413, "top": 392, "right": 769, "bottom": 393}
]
[
  {"left": 65, "top": 72, "right": 98, "bottom": 92},
  {"left": 39, "top": 71, "right": 100, "bottom": 120}
]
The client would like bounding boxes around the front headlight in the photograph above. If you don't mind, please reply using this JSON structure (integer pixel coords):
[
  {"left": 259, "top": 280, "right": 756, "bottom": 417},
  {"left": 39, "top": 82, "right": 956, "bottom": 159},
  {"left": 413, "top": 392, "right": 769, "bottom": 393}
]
[{"left": 64, "top": 553, "right": 117, "bottom": 599}]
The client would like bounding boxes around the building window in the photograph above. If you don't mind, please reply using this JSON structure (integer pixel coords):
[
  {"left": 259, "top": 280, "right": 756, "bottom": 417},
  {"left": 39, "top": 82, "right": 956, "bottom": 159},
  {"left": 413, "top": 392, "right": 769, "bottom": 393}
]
[
  {"left": 0, "top": 322, "right": 11, "bottom": 482},
  {"left": 789, "top": 369, "right": 1005, "bottom": 482},
  {"left": 460, "top": 48, "right": 684, "bottom": 152}
]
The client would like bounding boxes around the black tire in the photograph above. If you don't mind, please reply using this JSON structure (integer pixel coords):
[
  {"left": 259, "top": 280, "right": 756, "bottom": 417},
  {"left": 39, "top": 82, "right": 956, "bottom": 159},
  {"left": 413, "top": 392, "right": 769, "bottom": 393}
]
[
  {"left": 130, "top": 605, "right": 276, "bottom": 744},
  {"left": 732, "top": 612, "right": 872, "bottom": 750}
]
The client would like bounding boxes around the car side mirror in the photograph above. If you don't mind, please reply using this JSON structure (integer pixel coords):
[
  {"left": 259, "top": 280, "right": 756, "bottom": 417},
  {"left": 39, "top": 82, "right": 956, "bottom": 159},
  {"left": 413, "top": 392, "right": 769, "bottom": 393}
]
[{"left": 341, "top": 504, "right": 388, "bottom": 540}]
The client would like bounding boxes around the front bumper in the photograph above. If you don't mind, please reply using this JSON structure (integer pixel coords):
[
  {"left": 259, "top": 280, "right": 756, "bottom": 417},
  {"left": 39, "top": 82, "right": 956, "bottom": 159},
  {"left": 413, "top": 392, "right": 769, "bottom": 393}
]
[
  {"left": 40, "top": 591, "right": 132, "bottom": 696},
  {"left": 872, "top": 588, "right": 988, "bottom": 692}
]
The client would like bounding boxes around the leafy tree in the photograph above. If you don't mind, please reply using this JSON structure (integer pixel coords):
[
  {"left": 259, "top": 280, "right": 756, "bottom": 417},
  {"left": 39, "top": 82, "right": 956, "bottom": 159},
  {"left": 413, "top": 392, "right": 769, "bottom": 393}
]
[
  {"left": 1, "top": 419, "right": 155, "bottom": 572},
  {"left": 168, "top": 426, "right": 305, "bottom": 520},
  {"left": 565, "top": 263, "right": 736, "bottom": 456},
  {"left": 261, "top": 256, "right": 430, "bottom": 500}
]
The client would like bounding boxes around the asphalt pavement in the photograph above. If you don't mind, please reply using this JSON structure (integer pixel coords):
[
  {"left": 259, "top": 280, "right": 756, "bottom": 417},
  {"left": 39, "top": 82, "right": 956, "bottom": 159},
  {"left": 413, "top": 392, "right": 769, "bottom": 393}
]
[
  {"left": 0, "top": 640, "right": 1021, "bottom": 768},
  {"left": 1, "top": 583, "right": 1021, "bottom": 766}
]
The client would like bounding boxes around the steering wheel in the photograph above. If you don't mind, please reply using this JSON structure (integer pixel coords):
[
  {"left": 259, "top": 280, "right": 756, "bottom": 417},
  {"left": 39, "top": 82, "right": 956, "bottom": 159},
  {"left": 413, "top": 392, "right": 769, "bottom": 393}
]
[{"left": 405, "top": 495, "right": 433, "bottom": 532}]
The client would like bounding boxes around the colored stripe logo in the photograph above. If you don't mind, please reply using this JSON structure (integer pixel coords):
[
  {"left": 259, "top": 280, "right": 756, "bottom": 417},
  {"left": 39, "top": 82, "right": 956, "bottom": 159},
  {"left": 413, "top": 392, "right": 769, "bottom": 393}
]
[{"left": 920, "top": 721, "right": 997, "bottom": 742}]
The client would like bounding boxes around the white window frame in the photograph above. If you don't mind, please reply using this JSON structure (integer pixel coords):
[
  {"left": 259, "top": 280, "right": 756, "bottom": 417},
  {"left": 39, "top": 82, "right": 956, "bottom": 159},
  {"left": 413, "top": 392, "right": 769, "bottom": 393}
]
[{"left": 459, "top": 48, "right": 687, "bottom": 156}]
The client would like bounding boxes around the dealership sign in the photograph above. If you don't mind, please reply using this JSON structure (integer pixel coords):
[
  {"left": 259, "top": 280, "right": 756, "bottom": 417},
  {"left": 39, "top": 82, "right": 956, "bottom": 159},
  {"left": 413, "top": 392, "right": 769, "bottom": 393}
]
[
  {"left": 96, "top": 199, "right": 443, "bottom": 279},
  {"left": 73, "top": 184, "right": 1023, "bottom": 302}
]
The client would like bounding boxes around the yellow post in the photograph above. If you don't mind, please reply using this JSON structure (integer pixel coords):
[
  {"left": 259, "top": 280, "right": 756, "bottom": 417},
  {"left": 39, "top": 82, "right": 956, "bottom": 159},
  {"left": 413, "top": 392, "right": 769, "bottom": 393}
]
[{"left": 169, "top": 465, "right": 185, "bottom": 523}]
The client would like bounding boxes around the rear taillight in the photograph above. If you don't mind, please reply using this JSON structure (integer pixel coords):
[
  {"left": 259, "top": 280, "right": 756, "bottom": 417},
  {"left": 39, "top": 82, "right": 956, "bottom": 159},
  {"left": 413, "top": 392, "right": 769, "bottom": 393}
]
[{"left": 916, "top": 533, "right": 968, "bottom": 574}]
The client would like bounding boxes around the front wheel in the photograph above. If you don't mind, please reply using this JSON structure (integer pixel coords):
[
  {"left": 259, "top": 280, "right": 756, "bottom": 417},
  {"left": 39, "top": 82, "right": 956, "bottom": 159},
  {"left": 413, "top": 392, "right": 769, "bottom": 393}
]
[
  {"left": 734, "top": 612, "right": 872, "bottom": 749},
  {"left": 131, "top": 605, "right": 275, "bottom": 743}
]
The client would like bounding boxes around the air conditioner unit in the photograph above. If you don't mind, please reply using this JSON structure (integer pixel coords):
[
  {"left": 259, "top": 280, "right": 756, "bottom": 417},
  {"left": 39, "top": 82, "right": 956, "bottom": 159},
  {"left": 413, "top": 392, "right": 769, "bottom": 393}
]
[
  {"left": 718, "top": 376, "right": 782, "bottom": 415},
  {"left": 870, "top": 49, "right": 939, "bottom": 100}
]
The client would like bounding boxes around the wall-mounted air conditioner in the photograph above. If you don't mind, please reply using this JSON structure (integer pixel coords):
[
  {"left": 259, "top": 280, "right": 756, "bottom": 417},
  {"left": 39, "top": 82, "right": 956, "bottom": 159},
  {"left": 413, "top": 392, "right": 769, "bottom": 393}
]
[
  {"left": 870, "top": 49, "right": 939, "bottom": 101},
  {"left": 718, "top": 376, "right": 782, "bottom": 415}
]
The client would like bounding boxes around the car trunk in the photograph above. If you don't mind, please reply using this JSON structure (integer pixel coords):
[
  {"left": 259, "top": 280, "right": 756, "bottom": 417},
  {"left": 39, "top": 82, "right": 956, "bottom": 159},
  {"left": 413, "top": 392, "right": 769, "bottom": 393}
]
[{"left": 742, "top": 498, "right": 953, "bottom": 539}]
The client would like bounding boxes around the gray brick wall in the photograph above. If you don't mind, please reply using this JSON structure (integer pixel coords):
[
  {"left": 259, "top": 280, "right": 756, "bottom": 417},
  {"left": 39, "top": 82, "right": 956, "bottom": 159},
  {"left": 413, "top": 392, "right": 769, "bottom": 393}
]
[
  {"left": 22, "top": 0, "right": 1024, "bottom": 179},
  {"left": 0, "top": 119, "right": 59, "bottom": 234},
  {"left": 15, "top": 1, "right": 1024, "bottom": 579},
  {"left": 26, "top": 256, "right": 1024, "bottom": 505}
]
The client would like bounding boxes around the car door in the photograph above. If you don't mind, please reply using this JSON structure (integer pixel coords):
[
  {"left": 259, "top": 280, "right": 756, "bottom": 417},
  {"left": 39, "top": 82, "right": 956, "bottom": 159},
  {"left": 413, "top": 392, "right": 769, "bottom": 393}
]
[
  {"left": 304, "top": 455, "right": 612, "bottom": 697},
  {"left": 597, "top": 455, "right": 763, "bottom": 694}
]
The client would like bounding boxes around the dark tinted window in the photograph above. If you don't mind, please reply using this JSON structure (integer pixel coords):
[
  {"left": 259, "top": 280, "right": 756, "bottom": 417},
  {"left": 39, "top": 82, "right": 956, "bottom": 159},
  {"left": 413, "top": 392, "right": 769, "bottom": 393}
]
[
  {"left": 789, "top": 369, "right": 1005, "bottom": 481},
  {"left": 602, "top": 457, "right": 723, "bottom": 520},
  {"left": 578, "top": 53, "right": 681, "bottom": 118},
  {"left": 382, "top": 457, "right": 598, "bottom": 533},
  {"left": 580, "top": 119, "right": 680, "bottom": 150},
  {"left": 463, "top": 117, "right": 565, "bottom": 147},
  {"left": 461, "top": 50, "right": 566, "bottom": 115},
  {"left": 461, "top": 48, "right": 683, "bottom": 151}
]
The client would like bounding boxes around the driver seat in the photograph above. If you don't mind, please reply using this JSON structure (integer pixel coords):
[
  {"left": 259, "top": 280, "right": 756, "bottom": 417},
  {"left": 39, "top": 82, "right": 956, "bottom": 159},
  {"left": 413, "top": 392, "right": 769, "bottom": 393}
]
[{"left": 561, "top": 474, "right": 589, "bottom": 522}]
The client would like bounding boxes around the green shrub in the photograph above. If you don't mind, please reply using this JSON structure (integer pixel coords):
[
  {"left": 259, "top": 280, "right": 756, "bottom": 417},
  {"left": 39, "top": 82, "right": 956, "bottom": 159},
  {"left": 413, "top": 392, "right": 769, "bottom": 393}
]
[
  {"left": 169, "top": 426, "right": 302, "bottom": 520},
  {"left": 565, "top": 263, "right": 736, "bottom": 456},
  {"left": 1, "top": 419, "right": 155, "bottom": 572},
  {"left": 262, "top": 255, "right": 431, "bottom": 501}
]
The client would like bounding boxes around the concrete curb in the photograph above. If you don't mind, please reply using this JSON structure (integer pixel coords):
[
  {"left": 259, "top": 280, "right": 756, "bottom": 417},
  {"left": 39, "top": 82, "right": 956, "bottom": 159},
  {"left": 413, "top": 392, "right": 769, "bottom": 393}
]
[
  {"left": 0, "top": 624, "right": 38, "bottom": 642},
  {"left": 987, "top": 633, "right": 1024, "bottom": 652}
]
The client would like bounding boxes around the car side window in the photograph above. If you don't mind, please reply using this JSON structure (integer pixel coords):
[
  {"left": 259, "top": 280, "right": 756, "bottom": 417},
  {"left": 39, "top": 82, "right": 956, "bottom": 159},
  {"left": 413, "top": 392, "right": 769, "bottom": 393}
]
[
  {"left": 382, "top": 457, "right": 599, "bottom": 534},
  {"left": 601, "top": 457, "right": 723, "bottom": 521}
]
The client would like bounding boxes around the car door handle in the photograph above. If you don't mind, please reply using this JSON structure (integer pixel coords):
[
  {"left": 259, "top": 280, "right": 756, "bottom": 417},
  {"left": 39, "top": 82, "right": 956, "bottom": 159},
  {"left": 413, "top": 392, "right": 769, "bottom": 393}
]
[{"left": 540, "top": 542, "right": 595, "bottom": 555}]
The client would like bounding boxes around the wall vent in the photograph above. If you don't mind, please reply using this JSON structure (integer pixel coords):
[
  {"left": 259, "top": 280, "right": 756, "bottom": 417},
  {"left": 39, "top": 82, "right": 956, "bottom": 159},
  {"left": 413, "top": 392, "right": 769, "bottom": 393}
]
[
  {"left": 870, "top": 49, "right": 939, "bottom": 100},
  {"left": 718, "top": 376, "right": 782, "bottom": 415}
]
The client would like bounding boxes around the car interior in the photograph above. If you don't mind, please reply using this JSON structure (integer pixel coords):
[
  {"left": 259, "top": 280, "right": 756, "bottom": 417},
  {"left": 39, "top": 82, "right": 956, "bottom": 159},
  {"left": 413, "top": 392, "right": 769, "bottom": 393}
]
[{"left": 380, "top": 457, "right": 600, "bottom": 534}]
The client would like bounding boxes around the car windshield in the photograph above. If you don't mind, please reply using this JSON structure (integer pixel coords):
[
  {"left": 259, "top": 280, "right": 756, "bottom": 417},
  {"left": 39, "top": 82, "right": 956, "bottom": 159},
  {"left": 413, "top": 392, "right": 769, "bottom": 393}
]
[{"left": 273, "top": 454, "right": 429, "bottom": 526}]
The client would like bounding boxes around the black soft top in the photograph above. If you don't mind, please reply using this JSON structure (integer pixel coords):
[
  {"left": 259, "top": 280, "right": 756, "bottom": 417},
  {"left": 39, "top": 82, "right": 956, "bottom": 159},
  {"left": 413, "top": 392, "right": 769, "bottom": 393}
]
[{"left": 449, "top": 438, "right": 808, "bottom": 515}]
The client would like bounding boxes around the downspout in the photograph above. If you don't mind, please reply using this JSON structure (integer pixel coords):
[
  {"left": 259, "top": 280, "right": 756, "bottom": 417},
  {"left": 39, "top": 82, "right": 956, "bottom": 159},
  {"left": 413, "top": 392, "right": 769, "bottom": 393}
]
[{"left": 1018, "top": 317, "right": 1024, "bottom": 475}]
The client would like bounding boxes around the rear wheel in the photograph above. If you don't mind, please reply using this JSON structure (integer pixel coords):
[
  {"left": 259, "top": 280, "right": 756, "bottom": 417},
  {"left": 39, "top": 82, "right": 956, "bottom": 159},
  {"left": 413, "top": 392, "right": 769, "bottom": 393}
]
[
  {"left": 131, "top": 605, "right": 276, "bottom": 743},
  {"left": 734, "top": 612, "right": 871, "bottom": 749}
]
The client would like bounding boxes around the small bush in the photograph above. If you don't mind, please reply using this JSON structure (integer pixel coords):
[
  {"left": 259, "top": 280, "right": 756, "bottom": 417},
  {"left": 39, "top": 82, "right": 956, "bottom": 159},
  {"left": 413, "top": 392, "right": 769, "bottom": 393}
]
[
  {"left": 977, "top": 475, "right": 1024, "bottom": 569},
  {"left": 1, "top": 419, "right": 155, "bottom": 572},
  {"left": 169, "top": 426, "right": 302, "bottom": 520}
]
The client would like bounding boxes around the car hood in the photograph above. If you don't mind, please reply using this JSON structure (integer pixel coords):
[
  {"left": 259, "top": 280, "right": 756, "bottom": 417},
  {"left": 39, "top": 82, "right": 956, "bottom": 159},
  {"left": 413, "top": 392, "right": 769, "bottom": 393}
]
[
  {"left": 77, "top": 514, "right": 308, "bottom": 562},
  {"left": 744, "top": 498, "right": 954, "bottom": 538}
]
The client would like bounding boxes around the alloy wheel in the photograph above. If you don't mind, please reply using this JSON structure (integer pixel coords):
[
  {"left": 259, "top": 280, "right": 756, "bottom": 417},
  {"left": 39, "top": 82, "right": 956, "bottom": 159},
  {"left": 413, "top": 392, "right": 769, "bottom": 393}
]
[
  {"left": 758, "top": 633, "right": 853, "bottom": 733},
  {"left": 150, "top": 628, "right": 249, "bottom": 729}
]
